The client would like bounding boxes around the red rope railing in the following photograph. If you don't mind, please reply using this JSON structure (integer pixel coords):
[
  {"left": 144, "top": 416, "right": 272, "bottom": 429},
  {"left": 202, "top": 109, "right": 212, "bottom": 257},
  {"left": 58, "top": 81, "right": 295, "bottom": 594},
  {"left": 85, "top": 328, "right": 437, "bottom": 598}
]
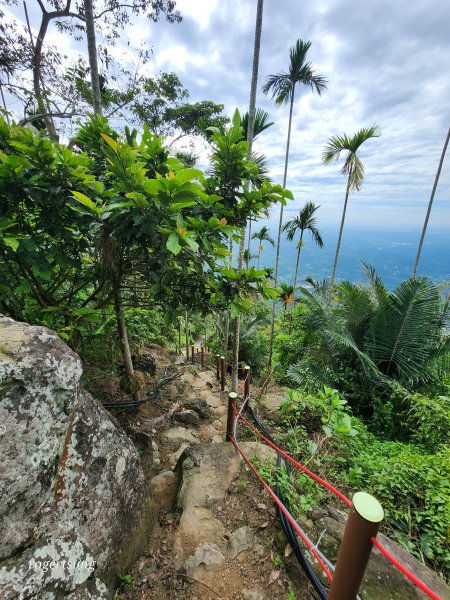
[
  {"left": 228, "top": 395, "right": 444, "bottom": 600},
  {"left": 196, "top": 348, "right": 444, "bottom": 600},
  {"left": 231, "top": 401, "right": 352, "bottom": 506},
  {"left": 371, "top": 539, "right": 442, "bottom": 600},
  {"left": 229, "top": 434, "right": 333, "bottom": 581}
]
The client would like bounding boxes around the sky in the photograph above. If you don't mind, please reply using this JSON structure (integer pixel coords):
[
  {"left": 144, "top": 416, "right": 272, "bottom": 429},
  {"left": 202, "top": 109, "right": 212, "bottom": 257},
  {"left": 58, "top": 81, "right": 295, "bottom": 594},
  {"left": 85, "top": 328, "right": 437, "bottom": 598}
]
[
  {"left": 147, "top": 0, "right": 450, "bottom": 233},
  {"left": 4, "top": 0, "right": 450, "bottom": 234}
]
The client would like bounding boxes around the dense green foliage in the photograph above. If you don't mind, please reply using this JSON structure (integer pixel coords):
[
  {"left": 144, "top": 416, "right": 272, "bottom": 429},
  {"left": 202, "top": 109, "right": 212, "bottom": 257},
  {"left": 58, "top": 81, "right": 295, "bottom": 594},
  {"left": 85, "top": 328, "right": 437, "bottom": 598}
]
[
  {"left": 268, "top": 387, "right": 450, "bottom": 578},
  {"left": 0, "top": 114, "right": 291, "bottom": 385},
  {"left": 280, "top": 270, "right": 449, "bottom": 419}
]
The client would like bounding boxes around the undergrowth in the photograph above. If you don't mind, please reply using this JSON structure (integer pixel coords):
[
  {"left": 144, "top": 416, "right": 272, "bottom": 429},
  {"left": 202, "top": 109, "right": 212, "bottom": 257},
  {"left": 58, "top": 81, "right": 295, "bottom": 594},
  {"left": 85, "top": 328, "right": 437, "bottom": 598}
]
[{"left": 253, "top": 386, "right": 450, "bottom": 581}]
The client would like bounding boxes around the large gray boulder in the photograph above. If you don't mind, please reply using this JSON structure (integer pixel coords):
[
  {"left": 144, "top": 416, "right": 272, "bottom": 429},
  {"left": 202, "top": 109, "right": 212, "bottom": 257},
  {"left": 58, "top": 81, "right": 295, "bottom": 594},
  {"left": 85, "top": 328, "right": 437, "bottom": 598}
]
[{"left": 0, "top": 315, "right": 157, "bottom": 599}]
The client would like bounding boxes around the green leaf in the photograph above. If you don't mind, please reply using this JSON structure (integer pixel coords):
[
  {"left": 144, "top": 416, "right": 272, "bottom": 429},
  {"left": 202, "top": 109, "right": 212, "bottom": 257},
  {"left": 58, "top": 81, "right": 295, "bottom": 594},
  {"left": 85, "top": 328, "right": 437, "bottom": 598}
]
[
  {"left": 32, "top": 265, "right": 52, "bottom": 281},
  {"left": 166, "top": 233, "right": 182, "bottom": 255},
  {"left": 100, "top": 133, "right": 118, "bottom": 151},
  {"left": 2, "top": 236, "right": 19, "bottom": 251},
  {"left": 144, "top": 179, "right": 165, "bottom": 196},
  {"left": 171, "top": 200, "right": 197, "bottom": 210},
  {"left": 108, "top": 201, "right": 134, "bottom": 211},
  {"left": 264, "top": 287, "right": 280, "bottom": 299},
  {"left": 185, "top": 237, "right": 199, "bottom": 253},
  {"left": 71, "top": 191, "right": 100, "bottom": 213},
  {"left": 174, "top": 168, "right": 203, "bottom": 185},
  {"left": 213, "top": 246, "right": 231, "bottom": 257},
  {"left": 125, "top": 192, "right": 148, "bottom": 207}
]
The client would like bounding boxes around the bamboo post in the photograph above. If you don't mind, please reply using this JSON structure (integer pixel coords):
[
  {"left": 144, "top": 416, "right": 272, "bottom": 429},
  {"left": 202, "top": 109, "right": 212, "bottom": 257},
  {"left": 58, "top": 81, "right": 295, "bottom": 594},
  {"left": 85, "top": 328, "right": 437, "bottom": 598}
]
[
  {"left": 216, "top": 354, "right": 220, "bottom": 381},
  {"left": 328, "top": 492, "right": 384, "bottom": 600},
  {"left": 226, "top": 392, "right": 238, "bottom": 442},
  {"left": 201, "top": 345, "right": 204, "bottom": 368},
  {"left": 220, "top": 356, "right": 226, "bottom": 392},
  {"left": 191, "top": 345, "right": 195, "bottom": 364},
  {"left": 244, "top": 365, "right": 251, "bottom": 409}
]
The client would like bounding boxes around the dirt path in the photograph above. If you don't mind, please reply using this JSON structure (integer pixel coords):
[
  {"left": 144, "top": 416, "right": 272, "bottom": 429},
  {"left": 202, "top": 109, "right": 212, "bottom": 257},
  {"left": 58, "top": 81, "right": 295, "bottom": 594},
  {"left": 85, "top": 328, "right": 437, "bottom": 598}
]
[{"left": 117, "top": 351, "right": 318, "bottom": 600}]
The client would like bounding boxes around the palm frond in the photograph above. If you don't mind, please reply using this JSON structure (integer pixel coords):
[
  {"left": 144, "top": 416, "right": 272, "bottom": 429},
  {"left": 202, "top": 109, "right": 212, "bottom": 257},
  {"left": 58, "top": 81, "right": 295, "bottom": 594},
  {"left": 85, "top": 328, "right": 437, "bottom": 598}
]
[
  {"left": 263, "top": 38, "right": 327, "bottom": 105},
  {"left": 363, "top": 262, "right": 389, "bottom": 309},
  {"left": 367, "top": 277, "right": 443, "bottom": 383},
  {"left": 240, "top": 108, "right": 274, "bottom": 140},
  {"left": 251, "top": 225, "right": 275, "bottom": 246},
  {"left": 309, "top": 225, "right": 324, "bottom": 247},
  {"left": 322, "top": 133, "right": 352, "bottom": 164},
  {"left": 262, "top": 73, "right": 293, "bottom": 105}
]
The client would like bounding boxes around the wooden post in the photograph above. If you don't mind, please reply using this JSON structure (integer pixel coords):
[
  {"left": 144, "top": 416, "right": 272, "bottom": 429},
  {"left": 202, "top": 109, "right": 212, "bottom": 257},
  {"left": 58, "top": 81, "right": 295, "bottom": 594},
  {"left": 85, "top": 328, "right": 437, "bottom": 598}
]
[
  {"left": 191, "top": 344, "right": 195, "bottom": 364},
  {"left": 220, "top": 356, "right": 226, "bottom": 392},
  {"left": 216, "top": 354, "right": 220, "bottom": 381},
  {"left": 328, "top": 492, "right": 384, "bottom": 600},
  {"left": 226, "top": 392, "right": 238, "bottom": 442},
  {"left": 201, "top": 345, "right": 204, "bottom": 368},
  {"left": 177, "top": 321, "right": 181, "bottom": 354},
  {"left": 244, "top": 365, "right": 251, "bottom": 409}
]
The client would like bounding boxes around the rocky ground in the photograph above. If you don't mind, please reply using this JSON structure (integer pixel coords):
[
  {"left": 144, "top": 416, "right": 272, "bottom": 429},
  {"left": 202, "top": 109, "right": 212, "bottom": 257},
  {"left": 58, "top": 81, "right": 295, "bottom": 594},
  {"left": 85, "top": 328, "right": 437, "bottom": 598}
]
[
  {"left": 112, "top": 349, "right": 319, "bottom": 600},
  {"left": 109, "top": 346, "right": 450, "bottom": 600}
]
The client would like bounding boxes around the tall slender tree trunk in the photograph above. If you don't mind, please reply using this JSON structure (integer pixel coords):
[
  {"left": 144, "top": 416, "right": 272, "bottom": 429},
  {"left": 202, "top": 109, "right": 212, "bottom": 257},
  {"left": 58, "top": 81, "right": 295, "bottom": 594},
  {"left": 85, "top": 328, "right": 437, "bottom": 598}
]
[
  {"left": 32, "top": 11, "right": 58, "bottom": 140},
  {"left": 331, "top": 179, "right": 351, "bottom": 285},
  {"left": 112, "top": 274, "right": 140, "bottom": 401},
  {"left": 184, "top": 308, "right": 189, "bottom": 358},
  {"left": 413, "top": 127, "right": 450, "bottom": 276},
  {"left": 247, "top": 218, "right": 252, "bottom": 262},
  {"left": 257, "top": 248, "right": 261, "bottom": 269},
  {"left": 289, "top": 231, "right": 303, "bottom": 334},
  {"left": 23, "top": 1, "right": 55, "bottom": 135},
  {"left": 292, "top": 231, "right": 303, "bottom": 300},
  {"left": 0, "top": 82, "right": 9, "bottom": 125},
  {"left": 223, "top": 311, "right": 230, "bottom": 358},
  {"left": 267, "top": 87, "right": 296, "bottom": 367},
  {"left": 231, "top": 0, "right": 264, "bottom": 392},
  {"left": 84, "top": 0, "right": 103, "bottom": 115}
]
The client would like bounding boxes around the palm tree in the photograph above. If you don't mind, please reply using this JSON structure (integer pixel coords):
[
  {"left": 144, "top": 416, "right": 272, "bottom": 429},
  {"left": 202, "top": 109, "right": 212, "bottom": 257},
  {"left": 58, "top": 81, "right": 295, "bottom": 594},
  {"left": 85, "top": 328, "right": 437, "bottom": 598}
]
[
  {"left": 323, "top": 125, "right": 381, "bottom": 285},
  {"left": 231, "top": 0, "right": 264, "bottom": 393},
  {"left": 263, "top": 39, "right": 327, "bottom": 366},
  {"left": 240, "top": 108, "right": 274, "bottom": 141},
  {"left": 252, "top": 226, "right": 275, "bottom": 268},
  {"left": 279, "top": 283, "right": 295, "bottom": 326},
  {"left": 283, "top": 201, "right": 323, "bottom": 301},
  {"left": 413, "top": 127, "right": 450, "bottom": 276},
  {"left": 243, "top": 248, "right": 257, "bottom": 267},
  {"left": 288, "top": 271, "right": 449, "bottom": 390}
]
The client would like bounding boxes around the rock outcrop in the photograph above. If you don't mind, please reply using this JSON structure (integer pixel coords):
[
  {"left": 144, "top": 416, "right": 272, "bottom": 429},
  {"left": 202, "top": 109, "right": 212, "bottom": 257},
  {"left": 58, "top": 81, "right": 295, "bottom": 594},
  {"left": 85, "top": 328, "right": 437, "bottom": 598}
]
[{"left": 0, "top": 315, "right": 157, "bottom": 599}]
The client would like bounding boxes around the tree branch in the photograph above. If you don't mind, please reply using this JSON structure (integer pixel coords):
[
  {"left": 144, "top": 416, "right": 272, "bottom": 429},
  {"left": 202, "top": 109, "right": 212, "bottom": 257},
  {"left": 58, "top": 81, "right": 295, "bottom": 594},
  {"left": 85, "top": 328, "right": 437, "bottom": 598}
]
[
  {"left": 94, "top": 4, "right": 135, "bottom": 20},
  {"left": 18, "top": 111, "right": 84, "bottom": 125}
]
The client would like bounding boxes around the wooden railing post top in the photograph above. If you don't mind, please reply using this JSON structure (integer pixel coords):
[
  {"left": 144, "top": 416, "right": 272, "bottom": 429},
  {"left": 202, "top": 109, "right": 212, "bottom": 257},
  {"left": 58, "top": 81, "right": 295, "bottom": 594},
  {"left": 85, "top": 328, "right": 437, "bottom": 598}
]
[
  {"left": 228, "top": 392, "right": 237, "bottom": 399},
  {"left": 244, "top": 365, "right": 251, "bottom": 371},
  {"left": 220, "top": 355, "right": 225, "bottom": 360},
  {"left": 353, "top": 491, "right": 384, "bottom": 523}
]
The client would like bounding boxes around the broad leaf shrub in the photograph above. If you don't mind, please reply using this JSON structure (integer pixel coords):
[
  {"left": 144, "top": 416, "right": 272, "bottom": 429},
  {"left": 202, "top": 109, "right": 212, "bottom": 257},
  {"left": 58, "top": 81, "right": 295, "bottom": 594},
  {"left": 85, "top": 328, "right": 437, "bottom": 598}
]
[
  {"left": 277, "top": 388, "right": 450, "bottom": 579},
  {"left": 404, "top": 393, "right": 450, "bottom": 452},
  {"left": 344, "top": 431, "right": 450, "bottom": 578}
]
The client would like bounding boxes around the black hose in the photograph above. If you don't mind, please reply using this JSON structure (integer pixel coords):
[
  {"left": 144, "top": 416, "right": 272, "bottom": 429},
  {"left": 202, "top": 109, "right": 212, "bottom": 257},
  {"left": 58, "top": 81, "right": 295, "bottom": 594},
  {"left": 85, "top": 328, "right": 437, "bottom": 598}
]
[{"left": 247, "top": 406, "right": 328, "bottom": 599}]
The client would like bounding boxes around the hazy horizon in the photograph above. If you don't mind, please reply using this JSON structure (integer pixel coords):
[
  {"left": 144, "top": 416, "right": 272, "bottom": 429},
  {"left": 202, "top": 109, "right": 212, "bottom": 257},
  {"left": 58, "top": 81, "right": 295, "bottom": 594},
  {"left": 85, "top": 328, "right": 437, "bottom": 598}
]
[{"left": 247, "top": 225, "right": 449, "bottom": 289}]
